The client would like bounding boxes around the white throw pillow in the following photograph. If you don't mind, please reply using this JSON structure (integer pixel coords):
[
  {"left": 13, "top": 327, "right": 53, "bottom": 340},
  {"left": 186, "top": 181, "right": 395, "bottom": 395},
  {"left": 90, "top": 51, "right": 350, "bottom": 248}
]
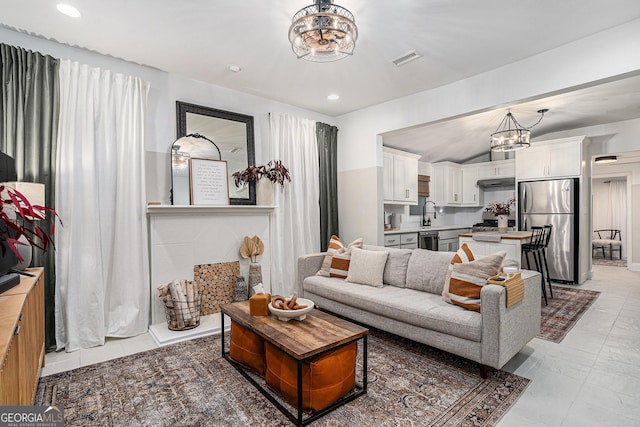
[{"left": 346, "top": 247, "right": 389, "bottom": 288}]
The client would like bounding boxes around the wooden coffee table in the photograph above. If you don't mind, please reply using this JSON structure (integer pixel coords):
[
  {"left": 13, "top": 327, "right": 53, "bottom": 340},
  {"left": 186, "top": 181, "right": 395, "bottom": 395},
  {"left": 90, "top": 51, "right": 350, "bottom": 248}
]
[{"left": 221, "top": 301, "right": 368, "bottom": 426}]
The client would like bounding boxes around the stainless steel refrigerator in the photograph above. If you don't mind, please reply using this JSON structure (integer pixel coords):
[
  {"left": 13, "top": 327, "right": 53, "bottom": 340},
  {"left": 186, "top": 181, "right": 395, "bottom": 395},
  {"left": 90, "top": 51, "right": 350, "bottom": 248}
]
[{"left": 518, "top": 178, "right": 578, "bottom": 284}]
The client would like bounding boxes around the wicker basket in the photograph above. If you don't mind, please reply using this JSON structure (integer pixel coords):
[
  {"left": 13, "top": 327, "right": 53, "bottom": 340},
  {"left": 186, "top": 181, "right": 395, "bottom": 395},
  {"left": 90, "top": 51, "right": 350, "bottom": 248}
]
[{"left": 164, "top": 294, "right": 202, "bottom": 331}]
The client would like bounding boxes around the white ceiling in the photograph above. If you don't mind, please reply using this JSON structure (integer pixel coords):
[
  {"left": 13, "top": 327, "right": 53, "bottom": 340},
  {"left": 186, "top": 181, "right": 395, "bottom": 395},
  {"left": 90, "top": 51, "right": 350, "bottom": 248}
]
[{"left": 2, "top": 0, "right": 640, "bottom": 162}]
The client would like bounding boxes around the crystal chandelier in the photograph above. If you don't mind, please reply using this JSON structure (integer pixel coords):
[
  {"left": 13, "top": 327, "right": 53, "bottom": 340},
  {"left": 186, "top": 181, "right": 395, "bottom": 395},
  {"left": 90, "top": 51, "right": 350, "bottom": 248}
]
[
  {"left": 490, "top": 109, "right": 548, "bottom": 152},
  {"left": 288, "top": 0, "right": 358, "bottom": 62}
]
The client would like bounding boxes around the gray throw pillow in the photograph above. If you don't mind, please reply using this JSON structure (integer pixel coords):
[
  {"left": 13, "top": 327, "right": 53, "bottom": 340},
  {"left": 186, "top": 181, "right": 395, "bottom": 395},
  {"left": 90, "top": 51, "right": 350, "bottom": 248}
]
[
  {"left": 383, "top": 249, "right": 412, "bottom": 287},
  {"left": 405, "top": 249, "right": 455, "bottom": 295}
]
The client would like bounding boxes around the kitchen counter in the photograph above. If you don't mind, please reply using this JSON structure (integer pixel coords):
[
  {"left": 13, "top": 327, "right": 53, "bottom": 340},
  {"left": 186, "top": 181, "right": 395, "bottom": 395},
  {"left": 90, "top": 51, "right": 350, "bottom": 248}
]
[
  {"left": 459, "top": 231, "right": 532, "bottom": 262},
  {"left": 458, "top": 231, "right": 532, "bottom": 240},
  {"left": 384, "top": 225, "right": 472, "bottom": 235}
]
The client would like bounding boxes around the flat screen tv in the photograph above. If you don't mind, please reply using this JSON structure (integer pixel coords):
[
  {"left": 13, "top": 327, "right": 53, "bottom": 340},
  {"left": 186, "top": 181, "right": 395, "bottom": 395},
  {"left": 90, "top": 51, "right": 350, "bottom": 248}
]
[{"left": 0, "top": 152, "right": 20, "bottom": 293}]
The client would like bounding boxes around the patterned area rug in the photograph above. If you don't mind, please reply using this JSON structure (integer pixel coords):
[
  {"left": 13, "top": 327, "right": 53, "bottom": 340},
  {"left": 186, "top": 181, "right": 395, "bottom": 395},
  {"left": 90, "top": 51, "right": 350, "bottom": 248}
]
[
  {"left": 592, "top": 257, "right": 627, "bottom": 267},
  {"left": 36, "top": 330, "right": 529, "bottom": 426},
  {"left": 537, "top": 285, "right": 600, "bottom": 343}
]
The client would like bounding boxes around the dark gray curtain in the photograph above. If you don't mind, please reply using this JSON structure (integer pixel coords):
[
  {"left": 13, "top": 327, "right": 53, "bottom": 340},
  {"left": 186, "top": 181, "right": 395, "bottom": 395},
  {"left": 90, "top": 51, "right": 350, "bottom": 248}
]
[
  {"left": 0, "top": 43, "right": 59, "bottom": 350},
  {"left": 316, "top": 122, "right": 339, "bottom": 251}
]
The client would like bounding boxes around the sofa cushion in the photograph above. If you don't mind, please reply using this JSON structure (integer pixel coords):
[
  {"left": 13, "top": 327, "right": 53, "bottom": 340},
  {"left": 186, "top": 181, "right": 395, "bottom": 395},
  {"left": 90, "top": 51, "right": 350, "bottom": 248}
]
[
  {"left": 448, "top": 252, "right": 506, "bottom": 312},
  {"left": 346, "top": 247, "right": 389, "bottom": 288},
  {"left": 316, "top": 235, "right": 363, "bottom": 277},
  {"left": 329, "top": 252, "right": 351, "bottom": 279},
  {"left": 442, "top": 243, "right": 476, "bottom": 303},
  {"left": 405, "top": 249, "right": 455, "bottom": 295},
  {"left": 361, "top": 245, "right": 412, "bottom": 288},
  {"left": 303, "top": 275, "right": 481, "bottom": 342}
]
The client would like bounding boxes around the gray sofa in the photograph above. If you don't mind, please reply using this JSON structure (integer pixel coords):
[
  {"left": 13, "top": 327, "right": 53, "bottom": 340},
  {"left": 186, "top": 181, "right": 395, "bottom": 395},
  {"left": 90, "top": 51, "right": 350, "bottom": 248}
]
[{"left": 298, "top": 245, "right": 541, "bottom": 375}]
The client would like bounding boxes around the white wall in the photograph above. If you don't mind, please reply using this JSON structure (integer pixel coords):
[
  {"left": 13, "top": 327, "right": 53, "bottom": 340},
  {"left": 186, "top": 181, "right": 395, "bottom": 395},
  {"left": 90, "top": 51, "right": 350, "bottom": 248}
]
[
  {"left": 0, "top": 27, "right": 336, "bottom": 204},
  {"left": 336, "top": 18, "right": 640, "bottom": 245}
]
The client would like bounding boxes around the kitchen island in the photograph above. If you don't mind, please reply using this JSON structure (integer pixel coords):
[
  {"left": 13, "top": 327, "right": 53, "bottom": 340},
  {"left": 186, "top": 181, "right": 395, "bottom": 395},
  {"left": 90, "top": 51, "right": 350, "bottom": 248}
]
[{"left": 458, "top": 231, "right": 532, "bottom": 263}]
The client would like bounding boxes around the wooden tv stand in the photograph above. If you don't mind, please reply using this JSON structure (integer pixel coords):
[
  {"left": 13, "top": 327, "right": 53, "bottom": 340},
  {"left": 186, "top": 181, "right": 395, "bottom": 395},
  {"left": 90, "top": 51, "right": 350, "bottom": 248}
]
[{"left": 0, "top": 267, "right": 45, "bottom": 404}]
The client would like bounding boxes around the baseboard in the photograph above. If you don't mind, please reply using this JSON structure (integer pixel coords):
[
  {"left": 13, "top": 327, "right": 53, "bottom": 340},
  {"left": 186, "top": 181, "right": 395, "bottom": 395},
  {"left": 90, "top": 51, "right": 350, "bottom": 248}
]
[{"left": 628, "top": 263, "right": 640, "bottom": 272}]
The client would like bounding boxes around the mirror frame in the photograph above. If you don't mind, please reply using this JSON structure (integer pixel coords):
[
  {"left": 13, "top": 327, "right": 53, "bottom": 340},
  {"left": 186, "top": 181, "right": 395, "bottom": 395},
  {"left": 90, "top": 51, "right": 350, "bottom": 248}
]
[{"left": 175, "top": 101, "right": 256, "bottom": 205}]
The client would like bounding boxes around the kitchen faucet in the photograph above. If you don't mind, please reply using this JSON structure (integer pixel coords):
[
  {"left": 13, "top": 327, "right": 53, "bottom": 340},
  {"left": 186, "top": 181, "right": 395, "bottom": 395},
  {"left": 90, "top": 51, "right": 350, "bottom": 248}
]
[{"left": 423, "top": 201, "right": 437, "bottom": 226}]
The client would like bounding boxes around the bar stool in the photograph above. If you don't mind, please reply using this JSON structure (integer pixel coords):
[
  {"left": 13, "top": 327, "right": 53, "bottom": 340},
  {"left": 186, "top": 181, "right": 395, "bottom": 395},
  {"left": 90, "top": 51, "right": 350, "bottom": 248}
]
[
  {"left": 540, "top": 225, "right": 554, "bottom": 300},
  {"left": 522, "top": 226, "right": 548, "bottom": 305}
]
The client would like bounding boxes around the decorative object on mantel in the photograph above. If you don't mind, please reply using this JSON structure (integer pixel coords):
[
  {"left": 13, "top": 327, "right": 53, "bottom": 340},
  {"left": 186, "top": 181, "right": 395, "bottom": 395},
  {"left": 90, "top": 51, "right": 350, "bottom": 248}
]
[
  {"left": 233, "top": 276, "right": 249, "bottom": 302},
  {"left": 239, "top": 235, "right": 265, "bottom": 293},
  {"left": 490, "top": 109, "right": 548, "bottom": 152},
  {"left": 485, "top": 199, "right": 515, "bottom": 232},
  {"left": 193, "top": 261, "right": 239, "bottom": 315},
  {"left": 157, "top": 279, "right": 202, "bottom": 331},
  {"left": 288, "top": 0, "right": 358, "bottom": 63},
  {"left": 232, "top": 160, "right": 290, "bottom": 206},
  {"left": 0, "top": 182, "right": 59, "bottom": 294}
]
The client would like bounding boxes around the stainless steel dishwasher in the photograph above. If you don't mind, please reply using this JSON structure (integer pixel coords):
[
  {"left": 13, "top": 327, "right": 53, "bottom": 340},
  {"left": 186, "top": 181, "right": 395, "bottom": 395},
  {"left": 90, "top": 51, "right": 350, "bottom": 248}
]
[{"left": 419, "top": 231, "right": 439, "bottom": 250}]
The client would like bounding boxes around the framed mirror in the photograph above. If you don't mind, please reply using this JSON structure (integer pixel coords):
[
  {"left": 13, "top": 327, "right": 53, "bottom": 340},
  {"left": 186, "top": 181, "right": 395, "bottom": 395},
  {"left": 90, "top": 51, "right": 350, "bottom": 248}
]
[{"left": 173, "top": 101, "right": 256, "bottom": 205}]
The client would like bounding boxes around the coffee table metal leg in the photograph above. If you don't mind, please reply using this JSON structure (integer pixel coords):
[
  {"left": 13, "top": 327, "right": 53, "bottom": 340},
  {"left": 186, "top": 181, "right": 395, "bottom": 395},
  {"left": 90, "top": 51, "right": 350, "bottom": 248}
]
[{"left": 297, "top": 360, "right": 303, "bottom": 425}]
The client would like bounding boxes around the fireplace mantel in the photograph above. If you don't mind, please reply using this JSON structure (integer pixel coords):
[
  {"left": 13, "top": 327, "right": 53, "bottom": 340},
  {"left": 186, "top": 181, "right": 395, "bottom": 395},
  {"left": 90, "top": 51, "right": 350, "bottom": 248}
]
[{"left": 147, "top": 204, "right": 274, "bottom": 343}]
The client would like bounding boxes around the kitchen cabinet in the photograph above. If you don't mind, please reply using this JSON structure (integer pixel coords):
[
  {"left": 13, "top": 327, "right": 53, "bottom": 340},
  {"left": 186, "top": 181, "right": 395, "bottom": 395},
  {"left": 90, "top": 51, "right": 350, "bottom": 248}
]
[
  {"left": 516, "top": 137, "right": 583, "bottom": 180},
  {"left": 477, "top": 159, "right": 515, "bottom": 179},
  {"left": 418, "top": 175, "right": 430, "bottom": 197},
  {"left": 461, "top": 165, "right": 481, "bottom": 206},
  {"left": 383, "top": 147, "right": 420, "bottom": 205},
  {"left": 431, "top": 162, "right": 462, "bottom": 206},
  {"left": 384, "top": 232, "right": 418, "bottom": 249}
]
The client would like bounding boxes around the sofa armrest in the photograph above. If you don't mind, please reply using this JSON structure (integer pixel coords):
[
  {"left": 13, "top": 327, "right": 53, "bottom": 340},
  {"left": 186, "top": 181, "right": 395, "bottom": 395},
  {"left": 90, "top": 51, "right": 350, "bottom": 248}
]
[
  {"left": 297, "top": 253, "right": 326, "bottom": 297},
  {"left": 480, "top": 270, "right": 542, "bottom": 369}
]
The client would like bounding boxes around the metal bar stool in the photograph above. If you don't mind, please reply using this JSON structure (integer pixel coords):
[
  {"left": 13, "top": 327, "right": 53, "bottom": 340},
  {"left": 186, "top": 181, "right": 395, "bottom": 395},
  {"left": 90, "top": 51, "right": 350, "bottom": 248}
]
[
  {"left": 540, "top": 225, "right": 553, "bottom": 299},
  {"left": 522, "top": 226, "right": 548, "bottom": 305}
]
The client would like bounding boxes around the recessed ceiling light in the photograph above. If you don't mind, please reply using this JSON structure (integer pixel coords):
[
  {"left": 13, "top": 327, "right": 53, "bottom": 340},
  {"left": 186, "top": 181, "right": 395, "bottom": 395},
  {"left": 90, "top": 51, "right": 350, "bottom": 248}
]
[
  {"left": 227, "top": 64, "right": 241, "bottom": 73},
  {"left": 56, "top": 3, "right": 81, "bottom": 18},
  {"left": 327, "top": 94, "right": 340, "bottom": 101}
]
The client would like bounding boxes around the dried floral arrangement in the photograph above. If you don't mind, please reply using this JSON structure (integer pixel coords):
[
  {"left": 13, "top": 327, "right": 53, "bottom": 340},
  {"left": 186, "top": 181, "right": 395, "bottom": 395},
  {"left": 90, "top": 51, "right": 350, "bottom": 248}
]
[
  {"left": 239, "top": 235, "right": 264, "bottom": 263},
  {"left": 485, "top": 198, "right": 516, "bottom": 216},
  {"left": 232, "top": 160, "right": 291, "bottom": 188},
  {"left": 0, "top": 185, "right": 59, "bottom": 260}
]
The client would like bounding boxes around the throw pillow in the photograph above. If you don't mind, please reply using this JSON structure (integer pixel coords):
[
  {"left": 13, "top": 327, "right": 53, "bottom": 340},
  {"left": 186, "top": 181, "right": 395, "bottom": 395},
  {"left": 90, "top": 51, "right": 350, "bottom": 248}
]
[
  {"left": 329, "top": 252, "right": 351, "bottom": 279},
  {"left": 442, "top": 243, "right": 476, "bottom": 303},
  {"left": 345, "top": 247, "right": 389, "bottom": 288},
  {"left": 383, "top": 249, "right": 413, "bottom": 287},
  {"left": 405, "top": 249, "right": 455, "bottom": 294},
  {"left": 447, "top": 251, "right": 506, "bottom": 312},
  {"left": 316, "top": 235, "right": 363, "bottom": 277}
]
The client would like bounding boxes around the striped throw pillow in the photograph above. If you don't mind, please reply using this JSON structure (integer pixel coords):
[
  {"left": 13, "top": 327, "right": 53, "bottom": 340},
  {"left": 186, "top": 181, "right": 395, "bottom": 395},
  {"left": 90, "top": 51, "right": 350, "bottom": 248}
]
[
  {"left": 442, "top": 243, "right": 476, "bottom": 303},
  {"left": 447, "top": 252, "right": 506, "bottom": 312},
  {"left": 329, "top": 252, "right": 352, "bottom": 279},
  {"left": 316, "top": 235, "right": 363, "bottom": 277}
]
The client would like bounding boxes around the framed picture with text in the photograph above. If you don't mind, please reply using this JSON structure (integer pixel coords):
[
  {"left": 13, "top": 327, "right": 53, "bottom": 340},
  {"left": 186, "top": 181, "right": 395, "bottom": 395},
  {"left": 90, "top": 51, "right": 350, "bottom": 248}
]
[{"left": 189, "top": 158, "right": 230, "bottom": 205}]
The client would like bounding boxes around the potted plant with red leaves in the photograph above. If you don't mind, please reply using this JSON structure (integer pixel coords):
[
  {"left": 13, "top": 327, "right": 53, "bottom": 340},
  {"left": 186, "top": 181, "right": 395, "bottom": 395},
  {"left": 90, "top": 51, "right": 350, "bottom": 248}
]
[
  {"left": 232, "top": 160, "right": 291, "bottom": 205},
  {"left": 0, "top": 185, "right": 59, "bottom": 262},
  {"left": 485, "top": 198, "right": 515, "bottom": 231}
]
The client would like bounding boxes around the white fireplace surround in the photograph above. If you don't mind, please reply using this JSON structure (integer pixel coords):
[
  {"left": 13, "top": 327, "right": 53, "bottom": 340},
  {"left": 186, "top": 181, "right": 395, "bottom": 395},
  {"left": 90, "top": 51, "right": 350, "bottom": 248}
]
[{"left": 147, "top": 205, "right": 275, "bottom": 343}]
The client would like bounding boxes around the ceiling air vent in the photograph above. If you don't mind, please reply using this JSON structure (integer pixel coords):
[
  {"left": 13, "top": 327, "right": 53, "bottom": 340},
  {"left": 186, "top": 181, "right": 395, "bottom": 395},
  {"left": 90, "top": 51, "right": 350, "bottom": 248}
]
[{"left": 392, "top": 50, "right": 422, "bottom": 67}]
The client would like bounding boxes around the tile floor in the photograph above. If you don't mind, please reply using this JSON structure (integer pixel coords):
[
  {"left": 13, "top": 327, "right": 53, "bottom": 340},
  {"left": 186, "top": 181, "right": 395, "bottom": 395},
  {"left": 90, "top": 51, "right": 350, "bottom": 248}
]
[{"left": 41, "top": 264, "right": 640, "bottom": 426}]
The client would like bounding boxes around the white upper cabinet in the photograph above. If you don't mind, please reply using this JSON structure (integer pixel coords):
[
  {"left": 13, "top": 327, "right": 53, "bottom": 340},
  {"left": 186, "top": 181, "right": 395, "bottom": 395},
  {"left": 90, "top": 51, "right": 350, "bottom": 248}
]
[
  {"left": 461, "top": 165, "right": 481, "bottom": 206},
  {"left": 516, "top": 136, "right": 585, "bottom": 180},
  {"left": 431, "top": 162, "right": 462, "bottom": 206},
  {"left": 477, "top": 159, "right": 515, "bottom": 179},
  {"left": 383, "top": 147, "right": 420, "bottom": 205}
]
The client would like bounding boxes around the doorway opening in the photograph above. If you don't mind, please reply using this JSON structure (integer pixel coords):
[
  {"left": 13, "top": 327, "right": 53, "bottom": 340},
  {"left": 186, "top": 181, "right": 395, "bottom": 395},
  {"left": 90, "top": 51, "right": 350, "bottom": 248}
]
[{"left": 591, "top": 176, "right": 627, "bottom": 267}]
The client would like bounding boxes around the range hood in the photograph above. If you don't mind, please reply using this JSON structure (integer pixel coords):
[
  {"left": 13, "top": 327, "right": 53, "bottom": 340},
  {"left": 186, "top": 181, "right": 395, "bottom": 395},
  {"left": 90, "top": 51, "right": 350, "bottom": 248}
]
[{"left": 476, "top": 177, "right": 515, "bottom": 187}]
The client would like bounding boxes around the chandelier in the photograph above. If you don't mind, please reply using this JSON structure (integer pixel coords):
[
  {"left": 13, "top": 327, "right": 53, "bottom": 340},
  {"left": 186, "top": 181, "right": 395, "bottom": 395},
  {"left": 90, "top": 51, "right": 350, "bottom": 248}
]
[
  {"left": 288, "top": 0, "right": 358, "bottom": 62},
  {"left": 490, "top": 109, "right": 548, "bottom": 152}
]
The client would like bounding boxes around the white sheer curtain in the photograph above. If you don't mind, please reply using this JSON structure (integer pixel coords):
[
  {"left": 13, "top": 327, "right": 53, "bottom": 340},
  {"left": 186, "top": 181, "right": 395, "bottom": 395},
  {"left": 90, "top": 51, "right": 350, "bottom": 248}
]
[
  {"left": 269, "top": 113, "right": 320, "bottom": 296},
  {"left": 55, "top": 60, "right": 150, "bottom": 351}
]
